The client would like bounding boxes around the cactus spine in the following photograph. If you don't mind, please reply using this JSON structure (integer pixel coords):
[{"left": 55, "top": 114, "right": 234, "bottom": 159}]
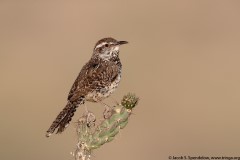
[{"left": 73, "top": 93, "right": 139, "bottom": 160}]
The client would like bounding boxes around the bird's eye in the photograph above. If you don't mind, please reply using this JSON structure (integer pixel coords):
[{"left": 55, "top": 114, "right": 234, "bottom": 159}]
[{"left": 105, "top": 44, "right": 109, "bottom": 47}]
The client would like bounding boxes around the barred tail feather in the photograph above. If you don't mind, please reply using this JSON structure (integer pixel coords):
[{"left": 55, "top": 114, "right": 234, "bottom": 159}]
[{"left": 46, "top": 100, "right": 83, "bottom": 137}]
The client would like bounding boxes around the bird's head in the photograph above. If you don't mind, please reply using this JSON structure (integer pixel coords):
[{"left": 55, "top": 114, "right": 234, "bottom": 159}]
[{"left": 93, "top": 37, "right": 128, "bottom": 60}]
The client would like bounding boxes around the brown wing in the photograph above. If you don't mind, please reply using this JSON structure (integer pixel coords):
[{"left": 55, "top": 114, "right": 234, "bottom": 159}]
[{"left": 67, "top": 59, "right": 119, "bottom": 102}]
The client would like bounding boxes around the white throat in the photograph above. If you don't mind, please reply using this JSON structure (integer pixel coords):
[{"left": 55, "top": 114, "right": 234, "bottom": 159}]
[{"left": 99, "top": 46, "right": 119, "bottom": 61}]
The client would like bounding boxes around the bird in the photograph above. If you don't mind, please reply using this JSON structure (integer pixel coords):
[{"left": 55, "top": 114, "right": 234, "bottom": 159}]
[{"left": 46, "top": 37, "right": 128, "bottom": 137}]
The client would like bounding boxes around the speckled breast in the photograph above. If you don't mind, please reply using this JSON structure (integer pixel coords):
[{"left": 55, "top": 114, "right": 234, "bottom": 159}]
[{"left": 85, "top": 71, "right": 121, "bottom": 102}]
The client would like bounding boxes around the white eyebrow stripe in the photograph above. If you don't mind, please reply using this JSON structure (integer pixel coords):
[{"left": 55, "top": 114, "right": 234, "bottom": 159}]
[
  {"left": 95, "top": 42, "right": 107, "bottom": 49},
  {"left": 94, "top": 42, "right": 115, "bottom": 50}
]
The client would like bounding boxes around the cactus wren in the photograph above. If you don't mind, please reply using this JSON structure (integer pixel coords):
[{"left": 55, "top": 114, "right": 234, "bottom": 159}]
[{"left": 46, "top": 37, "right": 128, "bottom": 137}]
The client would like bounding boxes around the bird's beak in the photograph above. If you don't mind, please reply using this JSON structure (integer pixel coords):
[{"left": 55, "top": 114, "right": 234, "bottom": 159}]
[{"left": 117, "top": 41, "right": 128, "bottom": 45}]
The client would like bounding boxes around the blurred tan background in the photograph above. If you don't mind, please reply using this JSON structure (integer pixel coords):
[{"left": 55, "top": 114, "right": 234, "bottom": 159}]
[{"left": 1, "top": 0, "right": 240, "bottom": 159}]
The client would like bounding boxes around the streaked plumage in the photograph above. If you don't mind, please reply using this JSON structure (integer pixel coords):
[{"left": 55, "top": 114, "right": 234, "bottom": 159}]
[{"left": 46, "top": 37, "right": 128, "bottom": 137}]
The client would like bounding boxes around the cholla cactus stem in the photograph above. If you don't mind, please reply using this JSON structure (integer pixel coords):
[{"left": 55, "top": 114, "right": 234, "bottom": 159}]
[{"left": 73, "top": 93, "right": 139, "bottom": 160}]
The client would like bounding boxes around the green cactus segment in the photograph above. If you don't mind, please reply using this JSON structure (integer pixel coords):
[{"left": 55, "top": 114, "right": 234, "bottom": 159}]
[
  {"left": 75, "top": 93, "right": 139, "bottom": 160},
  {"left": 86, "top": 104, "right": 132, "bottom": 150},
  {"left": 121, "top": 93, "right": 139, "bottom": 109}
]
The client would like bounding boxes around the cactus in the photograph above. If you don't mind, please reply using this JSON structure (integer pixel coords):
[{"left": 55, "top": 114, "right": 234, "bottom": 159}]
[{"left": 73, "top": 93, "right": 139, "bottom": 160}]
